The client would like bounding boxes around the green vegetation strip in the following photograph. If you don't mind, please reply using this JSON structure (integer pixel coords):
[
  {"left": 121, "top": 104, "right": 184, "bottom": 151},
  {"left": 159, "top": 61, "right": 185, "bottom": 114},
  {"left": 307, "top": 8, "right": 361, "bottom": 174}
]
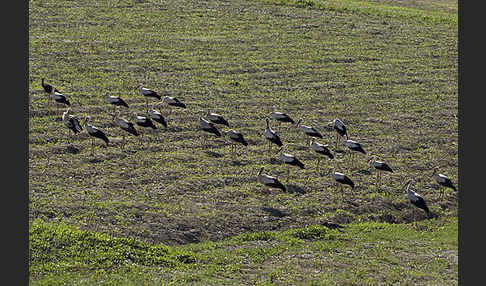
[
  {"left": 30, "top": 217, "right": 457, "bottom": 285},
  {"left": 253, "top": 0, "right": 457, "bottom": 25}
]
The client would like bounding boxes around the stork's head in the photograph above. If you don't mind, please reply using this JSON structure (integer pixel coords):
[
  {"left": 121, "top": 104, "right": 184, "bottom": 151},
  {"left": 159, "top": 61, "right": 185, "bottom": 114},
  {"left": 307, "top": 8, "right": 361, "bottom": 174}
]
[
  {"left": 401, "top": 178, "right": 414, "bottom": 192},
  {"left": 62, "top": 108, "right": 71, "bottom": 120},
  {"left": 258, "top": 166, "right": 265, "bottom": 176},
  {"left": 82, "top": 115, "right": 91, "bottom": 126},
  {"left": 367, "top": 153, "right": 377, "bottom": 163}
]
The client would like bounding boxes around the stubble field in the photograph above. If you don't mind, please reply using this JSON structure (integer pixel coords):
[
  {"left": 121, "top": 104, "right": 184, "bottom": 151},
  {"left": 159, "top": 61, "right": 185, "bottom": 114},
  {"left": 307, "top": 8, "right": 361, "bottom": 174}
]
[{"left": 29, "top": 0, "right": 458, "bottom": 284}]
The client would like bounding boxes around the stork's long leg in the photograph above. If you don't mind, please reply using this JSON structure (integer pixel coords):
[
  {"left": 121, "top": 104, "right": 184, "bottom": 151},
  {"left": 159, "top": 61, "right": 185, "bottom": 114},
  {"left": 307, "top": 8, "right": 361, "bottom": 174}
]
[{"left": 91, "top": 138, "right": 94, "bottom": 155}]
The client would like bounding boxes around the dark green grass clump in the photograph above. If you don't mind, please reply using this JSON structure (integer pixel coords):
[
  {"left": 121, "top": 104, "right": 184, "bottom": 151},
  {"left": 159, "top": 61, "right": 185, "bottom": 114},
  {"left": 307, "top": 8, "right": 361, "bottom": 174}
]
[{"left": 29, "top": 220, "right": 196, "bottom": 277}]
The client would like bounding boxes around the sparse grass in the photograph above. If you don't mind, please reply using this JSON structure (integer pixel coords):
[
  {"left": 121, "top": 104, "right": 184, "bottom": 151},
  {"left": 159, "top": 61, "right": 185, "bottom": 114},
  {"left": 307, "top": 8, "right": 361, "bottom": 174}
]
[{"left": 29, "top": 0, "right": 457, "bottom": 283}]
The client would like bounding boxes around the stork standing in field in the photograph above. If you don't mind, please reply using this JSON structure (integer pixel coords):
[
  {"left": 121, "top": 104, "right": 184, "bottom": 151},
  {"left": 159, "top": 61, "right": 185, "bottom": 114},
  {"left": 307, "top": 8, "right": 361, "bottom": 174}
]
[
  {"left": 295, "top": 118, "right": 323, "bottom": 146},
  {"left": 257, "top": 166, "right": 286, "bottom": 193},
  {"left": 433, "top": 167, "right": 457, "bottom": 197},
  {"left": 136, "top": 84, "right": 161, "bottom": 111},
  {"left": 270, "top": 107, "right": 295, "bottom": 131},
  {"left": 199, "top": 117, "right": 222, "bottom": 143},
  {"left": 344, "top": 139, "right": 366, "bottom": 169},
  {"left": 328, "top": 119, "right": 348, "bottom": 148},
  {"left": 41, "top": 78, "right": 60, "bottom": 109},
  {"left": 332, "top": 170, "right": 355, "bottom": 193},
  {"left": 206, "top": 110, "right": 230, "bottom": 127},
  {"left": 49, "top": 87, "right": 70, "bottom": 116},
  {"left": 310, "top": 138, "right": 334, "bottom": 175},
  {"left": 404, "top": 179, "right": 430, "bottom": 217},
  {"left": 83, "top": 116, "right": 109, "bottom": 155},
  {"left": 369, "top": 155, "right": 393, "bottom": 189},
  {"left": 115, "top": 112, "right": 139, "bottom": 149},
  {"left": 264, "top": 118, "right": 283, "bottom": 154},
  {"left": 103, "top": 92, "right": 129, "bottom": 119},
  {"left": 41, "top": 78, "right": 60, "bottom": 94},
  {"left": 277, "top": 145, "right": 305, "bottom": 182},
  {"left": 135, "top": 114, "right": 156, "bottom": 145},
  {"left": 148, "top": 108, "right": 167, "bottom": 128},
  {"left": 225, "top": 129, "right": 248, "bottom": 156},
  {"left": 61, "top": 108, "right": 83, "bottom": 143},
  {"left": 148, "top": 108, "right": 167, "bottom": 142},
  {"left": 162, "top": 95, "right": 186, "bottom": 114}
]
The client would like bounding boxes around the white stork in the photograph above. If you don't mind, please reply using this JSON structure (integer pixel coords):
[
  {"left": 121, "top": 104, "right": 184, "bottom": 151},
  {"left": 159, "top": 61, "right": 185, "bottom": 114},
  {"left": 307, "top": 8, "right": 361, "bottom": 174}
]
[
  {"left": 162, "top": 95, "right": 186, "bottom": 114},
  {"left": 295, "top": 118, "right": 323, "bottom": 146},
  {"left": 310, "top": 138, "right": 334, "bottom": 175},
  {"left": 327, "top": 118, "right": 348, "bottom": 148},
  {"left": 225, "top": 129, "right": 248, "bottom": 155},
  {"left": 344, "top": 139, "right": 366, "bottom": 168},
  {"left": 103, "top": 92, "right": 129, "bottom": 118},
  {"left": 404, "top": 179, "right": 430, "bottom": 217},
  {"left": 49, "top": 88, "right": 70, "bottom": 116},
  {"left": 206, "top": 110, "right": 229, "bottom": 127},
  {"left": 61, "top": 108, "right": 83, "bottom": 143},
  {"left": 148, "top": 109, "right": 167, "bottom": 128},
  {"left": 41, "top": 78, "right": 60, "bottom": 109},
  {"left": 83, "top": 116, "right": 109, "bottom": 155},
  {"left": 270, "top": 106, "right": 295, "bottom": 131},
  {"left": 257, "top": 166, "right": 286, "bottom": 193},
  {"left": 433, "top": 167, "right": 457, "bottom": 197},
  {"left": 332, "top": 171, "right": 355, "bottom": 192},
  {"left": 199, "top": 117, "right": 222, "bottom": 140},
  {"left": 136, "top": 84, "right": 161, "bottom": 110},
  {"left": 277, "top": 145, "right": 305, "bottom": 182},
  {"left": 134, "top": 114, "right": 157, "bottom": 145},
  {"left": 115, "top": 112, "right": 139, "bottom": 149},
  {"left": 41, "top": 78, "right": 60, "bottom": 94},
  {"left": 264, "top": 118, "right": 283, "bottom": 154},
  {"left": 369, "top": 155, "right": 393, "bottom": 189}
]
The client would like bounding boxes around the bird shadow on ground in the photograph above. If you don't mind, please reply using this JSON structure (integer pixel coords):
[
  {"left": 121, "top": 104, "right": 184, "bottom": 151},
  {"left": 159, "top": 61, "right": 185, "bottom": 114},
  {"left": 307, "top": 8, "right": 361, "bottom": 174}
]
[
  {"left": 268, "top": 157, "right": 281, "bottom": 165},
  {"left": 66, "top": 145, "right": 80, "bottom": 154},
  {"left": 230, "top": 160, "right": 245, "bottom": 166},
  {"left": 88, "top": 158, "right": 103, "bottom": 164},
  {"left": 284, "top": 184, "right": 307, "bottom": 195},
  {"left": 166, "top": 126, "right": 184, "bottom": 133},
  {"left": 205, "top": 151, "right": 223, "bottom": 158},
  {"left": 357, "top": 169, "right": 372, "bottom": 175},
  {"left": 262, "top": 207, "right": 289, "bottom": 218}
]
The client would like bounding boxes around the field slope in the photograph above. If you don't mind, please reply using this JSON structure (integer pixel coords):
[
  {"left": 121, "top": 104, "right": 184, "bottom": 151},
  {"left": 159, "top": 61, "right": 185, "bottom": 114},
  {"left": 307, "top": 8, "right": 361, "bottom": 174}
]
[{"left": 29, "top": 0, "right": 458, "bottom": 283}]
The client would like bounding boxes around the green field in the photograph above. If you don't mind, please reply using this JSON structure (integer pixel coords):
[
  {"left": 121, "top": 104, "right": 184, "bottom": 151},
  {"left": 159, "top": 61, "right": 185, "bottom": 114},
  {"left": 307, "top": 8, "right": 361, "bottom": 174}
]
[{"left": 29, "top": 0, "right": 458, "bottom": 284}]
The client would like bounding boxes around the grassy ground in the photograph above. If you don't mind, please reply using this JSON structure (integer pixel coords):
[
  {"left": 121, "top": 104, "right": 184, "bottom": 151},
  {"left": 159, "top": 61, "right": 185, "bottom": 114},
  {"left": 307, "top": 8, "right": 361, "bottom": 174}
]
[
  {"left": 29, "top": 0, "right": 458, "bottom": 283},
  {"left": 30, "top": 217, "right": 457, "bottom": 285}
]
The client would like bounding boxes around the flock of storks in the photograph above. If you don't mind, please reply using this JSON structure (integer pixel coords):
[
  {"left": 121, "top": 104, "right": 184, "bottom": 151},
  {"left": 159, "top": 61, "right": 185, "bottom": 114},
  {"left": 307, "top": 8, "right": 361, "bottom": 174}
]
[{"left": 39, "top": 78, "right": 458, "bottom": 218}]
